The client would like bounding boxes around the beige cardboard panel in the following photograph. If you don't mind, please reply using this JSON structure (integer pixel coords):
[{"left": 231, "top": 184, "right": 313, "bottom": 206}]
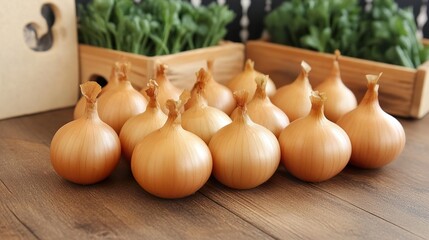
[{"left": 0, "top": 0, "right": 79, "bottom": 120}]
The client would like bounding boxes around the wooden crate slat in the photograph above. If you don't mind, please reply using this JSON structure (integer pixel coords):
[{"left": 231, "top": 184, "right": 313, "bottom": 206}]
[
  {"left": 246, "top": 40, "right": 429, "bottom": 118},
  {"left": 79, "top": 42, "right": 244, "bottom": 91}
]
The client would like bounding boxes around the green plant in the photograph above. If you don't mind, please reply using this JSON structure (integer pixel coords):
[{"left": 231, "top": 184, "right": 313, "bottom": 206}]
[
  {"left": 77, "top": 0, "right": 235, "bottom": 56},
  {"left": 265, "top": 0, "right": 429, "bottom": 68},
  {"left": 264, "top": 0, "right": 361, "bottom": 56},
  {"left": 358, "top": 0, "right": 429, "bottom": 68}
]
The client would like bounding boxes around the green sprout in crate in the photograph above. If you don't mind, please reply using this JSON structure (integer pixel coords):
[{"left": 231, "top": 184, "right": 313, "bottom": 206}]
[
  {"left": 358, "top": 0, "right": 429, "bottom": 68},
  {"left": 265, "top": 0, "right": 361, "bottom": 56},
  {"left": 77, "top": 0, "right": 235, "bottom": 56},
  {"left": 265, "top": 0, "right": 429, "bottom": 68}
]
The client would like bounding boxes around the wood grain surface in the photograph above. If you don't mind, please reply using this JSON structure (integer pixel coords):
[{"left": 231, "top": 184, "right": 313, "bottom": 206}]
[{"left": 1, "top": 108, "right": 428, "bottom": 239}]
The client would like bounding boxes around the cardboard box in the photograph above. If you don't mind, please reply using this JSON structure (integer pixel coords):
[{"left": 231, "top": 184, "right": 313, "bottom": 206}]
[{"left": 0, "top": 0, "right": 79, "bottom": 120}]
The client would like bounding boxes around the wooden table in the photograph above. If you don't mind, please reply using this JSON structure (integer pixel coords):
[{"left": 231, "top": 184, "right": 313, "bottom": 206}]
[{"left": 1, "top": 108, "right": 428, "bottom": 239}]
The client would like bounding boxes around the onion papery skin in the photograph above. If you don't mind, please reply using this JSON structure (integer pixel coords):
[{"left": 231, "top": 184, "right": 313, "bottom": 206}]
[
  {"left": 74, "top": 64, "right": 120, "bottom": 120},
  {"left": 182, "top": 68, "right": 232, "bottom": 144},
  {"left": 271, "top": 61, "right": 313, "bottom": 122},
  {"left": 203, "top": 79, "right": 236, "bottom": 115},
  {"left": 73, "top": 97, "right": 86, "bottom": 119},
  {"left": 74, "top": 83, "right": 121, "bottom": 120},
  {"left": 182, "top": 105, "right": 232, "bottom": 144},
  {"left": 209, "top": 91, "right": 280, "bottom": 190},
  {"left": 131, "top": 124, "right": 212, "bottom": 199},
  {"left": 50, "top": 117, "right": 121, "bottom": 185},
  {"left": 120, "top": 107, "right": 167, "bottom": 161},
  {"left": 209, "top": 120, "right": 280, "bottom": 189},
  {"left": 278, "top": 92, "right": 351, "bottom": 182},
  {"left": 227, "top": 59, "right": 276, "bottom": 102},
  {"left": 315, "top": 51, "right": 357, "bottom": 122},
  {"left": 145, "top": 82, "right": 181, "bottom": 114},
  {"left": 51, "top": 82, "right": 120, "bottom": 185},
  {"left": 186, "top": 80, "right": 236, "bottom": 115},
  {"left": 336, "top": 75, "right": 406, "bottom": 169},
  {"left": 315, "top": 81, "right": 357, "bottom": 122},
  {"left": 98, "top": 82, "right": 147, "bottom": 134},
  {"left": 242, "top": 98, "right": 289, "bottom": 138},
  {"left": 230, "top": 76, "right": 289, "bottom": 138},
  {"left": 141, "top": 64, "right": 182, "bottom": 114},
  {"left": 337, "top": 110, "right": 405, "bottom": 168},
  {"left": 185, "top": 63, "right": 236, "bottom": 115}
]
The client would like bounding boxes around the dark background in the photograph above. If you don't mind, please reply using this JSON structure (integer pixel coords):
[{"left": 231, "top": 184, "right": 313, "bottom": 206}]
[{"left": 75, "top": 0, "right": 429, "bottom": 42}]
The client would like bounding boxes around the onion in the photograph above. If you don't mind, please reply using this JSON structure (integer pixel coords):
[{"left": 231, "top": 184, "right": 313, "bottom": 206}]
[
  {"left": 315, "top": 50, "right": 357, "bottom": 122},
  {"left": 337, "top": 73, "right": 406, "bottom": 168},
  {"left": 227, "top": 59, "right": 276, "bottom": 102},
  {"left": 73, "top": 97, "right": 87, "bottom": 120},
  {"left": 73, "top": 62, "right": 120, "bottom": 119},
  {"left": 231, "top": 75, "right": 289, "bottom": 137},
  {"left": 278, "top": 91, "right": 351, "bottom": 182},
  {"left": 131, "top": 92, "right": 212, "bottom": 199},
  {"left": 209, "top": 90, "right": 280, "bottom": 189},
  {"left": 182, "top": 68, "right": 232, "bottom": 144},
  {"left": 98, "top": 61, "right": 147, "bottom": 133},
  {"left": 100, "top": 62, "right": 121, "bottom": 93},
  {"left": 141, "top": 64, "right": 182, "bottom": 114},
  {"left": 119, "top": 80, "right": 168, "bottom": 161},
  {"left": 272, "top": 61, "right": 313, "bottom": 122},
  {"left": 50, "top": 82, "right": 121, "bottom": 185},
  {"left": 185, "top": 60, "right": 236, "bottom": 114}
]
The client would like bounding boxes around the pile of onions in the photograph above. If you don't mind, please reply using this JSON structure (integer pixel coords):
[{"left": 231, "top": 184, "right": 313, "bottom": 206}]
[
  {"left": 227, "top": 59, "right": 276, "bottom": 101},
  {"left": 50, "top": 82, "right": 121, "bottom": 185},
  {"left": 185, "top": 60, "right": 236, "bottom": 115},
  {"left": 272, "top": 61, "right": 313, "bottom": 122},
  {"left": 209, "top": 90, "right": 280, "bottom": 189},
  {"left": 337, "top": 73, "right": 406, "bottom": 168},
  {"left": 182, "top": 68, "right": 232, "bottom": 144},
  {"left": 315, "top": 50, "right": 357, "bottom": 122},
  {"left": 131, "top": 92, "right": 212, "bottom": 199},
  {"left": 73, "top": 62, "right": 120, "bottom": 119},
  {"left": 231, "top": 75, "right": 289, "bottom": 137},
  {"left": 278, "top": 91, "right": 351, "bottom": 182},
  {"left": 98, "top": 61, "right": 147, "bottom": 133},
  {"left": 119, "top": 80, "right": 168, "bottom": 161},
  {"left": 141, "top": 64, "right": 182, "bottom": 113}
]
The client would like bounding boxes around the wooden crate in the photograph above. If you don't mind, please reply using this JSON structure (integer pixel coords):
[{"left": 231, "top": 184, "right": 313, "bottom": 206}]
[
  {"left": 246, "top": 40, "right": 429, "bottom": 119},
  {"left": 79, "top": 42, "right": 244, "bottom": 91}
]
